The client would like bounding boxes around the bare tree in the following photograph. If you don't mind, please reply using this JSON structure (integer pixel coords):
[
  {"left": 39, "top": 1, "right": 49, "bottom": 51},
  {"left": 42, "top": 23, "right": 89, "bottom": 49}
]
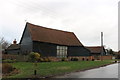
[{"left": 0, "top": 37, "right": 10, "bottom": 49}]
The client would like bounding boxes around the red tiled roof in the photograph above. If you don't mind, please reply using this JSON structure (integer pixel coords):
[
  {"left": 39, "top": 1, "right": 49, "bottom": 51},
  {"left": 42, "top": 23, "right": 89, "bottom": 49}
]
[
  {"left": 86, "top": 46, "right": 104, "bottom": 53},
  {"left": 27, "top": 22, "right": 83, "bottom": 46}
]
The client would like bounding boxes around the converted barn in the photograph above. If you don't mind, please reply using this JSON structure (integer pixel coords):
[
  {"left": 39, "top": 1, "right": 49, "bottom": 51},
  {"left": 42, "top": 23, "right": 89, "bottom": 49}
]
[{"left": 20, "top": 22, "right": 91, "bottom": 58}]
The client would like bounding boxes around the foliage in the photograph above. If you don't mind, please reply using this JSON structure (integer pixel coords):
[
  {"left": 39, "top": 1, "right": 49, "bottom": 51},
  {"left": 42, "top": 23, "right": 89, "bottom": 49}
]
[
  {"left": 28, "top": 52, "right": 40, "bottom": 62},
  {"left": 38, "top": 57, "right": 51, "bottom": 62},
  {"left": 61, "top": 57, "right": 68, "bottom": 61},
  {"left": 82, "top": 58, "right": 85, "bottom": 61},
  {"left": 44, "top": 57, "right": 51, "bottom": 62},
  {"left": 61, "top": 57, "right": 66, "bottom": 61},
  {"left": 86, "top": 58, "right": 89, "bottom": 61},
  {"left": 2, "top": 59, "right": 16, "bottom": 63},
  {"left": 71, "top": 57, "right": 78, "bottom": 61},
  {"left": 2, "top": 63, "right": 14, "bottom": 74},
  {"left": 38, "top": 58, "right": 44, "bottom": 62},
  {"left": 92, "top": 59, "right": 95, "bottom": 61}
]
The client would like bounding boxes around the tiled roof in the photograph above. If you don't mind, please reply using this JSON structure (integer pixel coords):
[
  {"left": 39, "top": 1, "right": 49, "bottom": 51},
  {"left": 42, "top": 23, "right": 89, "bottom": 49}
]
[
  {"left": 7, "top": 44, "right": 20, "bottom": 50},
  {"left": 86, "top": 46, "right": 104, "bottom": 53},
  {"left": 26, "top": 22, "right": 83, "bottom": 46}
]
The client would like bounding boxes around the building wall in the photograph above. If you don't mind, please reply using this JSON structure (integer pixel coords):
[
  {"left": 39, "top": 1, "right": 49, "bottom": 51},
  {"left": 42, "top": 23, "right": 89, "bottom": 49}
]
[
  {"left": 6, "top": 49, "right": 20, "bottom": 55},
  {"left": 20, "top": 26, "right": 33, "bottom": 54},
  {"left": 33, "top": 41, "right": 57, "bottom": 57},
  {"left": 33, "top": 42, "right": 91, "bottom": 57},
  {"left": 68, "top": 46, "right": 91, "bottom": 56}
]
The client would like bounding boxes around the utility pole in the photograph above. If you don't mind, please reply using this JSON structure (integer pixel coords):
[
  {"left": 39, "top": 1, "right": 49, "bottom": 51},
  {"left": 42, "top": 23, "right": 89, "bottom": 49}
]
[{"left": 101, "top": 32, "right": 103, "bottom": 61}]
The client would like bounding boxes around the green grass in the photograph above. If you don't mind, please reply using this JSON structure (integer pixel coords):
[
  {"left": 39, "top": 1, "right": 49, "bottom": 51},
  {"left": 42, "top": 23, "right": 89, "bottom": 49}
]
[{"left": 6, "top": 60, "right": 115, "bottom": 78}]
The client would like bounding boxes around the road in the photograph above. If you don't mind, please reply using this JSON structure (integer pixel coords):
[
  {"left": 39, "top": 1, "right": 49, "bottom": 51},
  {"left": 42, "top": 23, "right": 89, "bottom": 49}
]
[{"left": 54, "top": 63, "right": 118, "bottom": 78}]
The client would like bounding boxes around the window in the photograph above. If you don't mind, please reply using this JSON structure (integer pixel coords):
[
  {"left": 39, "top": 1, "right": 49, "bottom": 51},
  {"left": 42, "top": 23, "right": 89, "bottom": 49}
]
[{"left": 57, "top": 46, "right": 67, "bottom": 58}]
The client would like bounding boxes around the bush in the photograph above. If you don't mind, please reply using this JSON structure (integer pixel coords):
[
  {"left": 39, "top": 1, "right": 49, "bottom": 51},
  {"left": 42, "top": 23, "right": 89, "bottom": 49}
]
[
  {"left": 38, "top": 58, "right": 44, "bottom": 62},
  {"left": 71, "top": 58, "right": 73, "bottom": 61},
  {"left": 61, "top": 57, "right": 68, "bottom": 61},
  {"left": 61, "top": 58, "right": 66, "bottom": 61},
  {"left": 28, "top": 52, "right": 40, "bottom": 62},
  {"left": 38, "top": 57, "right": 51, "bottom": 62},
  {"left": 44, "top": 58, "right": 49, "bottom": 62},
  {"left": 92, "top": 59, "right": 94, "bottom": 61},
  {"left": 2, "top": 63, "right": 14, "bottom": 74},
  {"left": 43, "top": 57, "right": 51, "bottom": 62},
  {"left": 82, "top": 58, "right": 85, "bottom": 61},
  {"left": 86, "top": 59, "right": 89, "bottom": 61},
  {"left": 71, "top": 58, "right": 78, "bottom": 61}
]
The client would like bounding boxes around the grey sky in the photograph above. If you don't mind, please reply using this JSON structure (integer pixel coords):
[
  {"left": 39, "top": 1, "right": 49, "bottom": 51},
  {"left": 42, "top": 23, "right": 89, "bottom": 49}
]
[{"left": 0, "top": 0, "right": 119, "bottom": 51}]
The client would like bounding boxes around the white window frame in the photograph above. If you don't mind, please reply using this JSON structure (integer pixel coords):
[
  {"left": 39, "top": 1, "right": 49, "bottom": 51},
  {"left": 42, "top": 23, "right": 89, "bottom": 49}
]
[{"left": 57, "top": 45, "right": 67, "bottom": 58}]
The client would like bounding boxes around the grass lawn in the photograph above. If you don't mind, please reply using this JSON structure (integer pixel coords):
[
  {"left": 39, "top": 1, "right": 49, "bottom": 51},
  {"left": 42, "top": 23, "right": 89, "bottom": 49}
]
[{"left": 5, "top": 60, "right": 116, "bottom": 78}]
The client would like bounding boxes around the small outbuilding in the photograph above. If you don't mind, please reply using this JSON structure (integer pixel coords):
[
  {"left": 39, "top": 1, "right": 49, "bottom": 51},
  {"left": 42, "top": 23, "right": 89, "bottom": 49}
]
[
  {"left": 86, "top": 46, "right": 106, "bottom": 56},
  {"left": 6, "top": 39, "right": 20, "bottom": 54}
]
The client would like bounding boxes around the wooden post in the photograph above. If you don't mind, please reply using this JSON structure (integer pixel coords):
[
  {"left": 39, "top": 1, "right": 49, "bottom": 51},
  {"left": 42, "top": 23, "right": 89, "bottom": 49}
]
[
  {"left": 34, "top": 70, "right": 36, "bottom": 75},
  {"left": 34, "top": 61, "right": 37, "bottom": 76}
]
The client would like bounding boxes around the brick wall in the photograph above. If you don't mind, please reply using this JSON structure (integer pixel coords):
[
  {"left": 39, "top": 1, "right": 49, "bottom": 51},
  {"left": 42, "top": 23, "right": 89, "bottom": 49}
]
[
  {"left": 2, "top": 54, "right": 113, "bottom": 62},
  {"left": 100, "top": 56, "right": 112, "bottom": 60},
  {"left": 2, "top": 54, "right": 28, "bottom": 61}
]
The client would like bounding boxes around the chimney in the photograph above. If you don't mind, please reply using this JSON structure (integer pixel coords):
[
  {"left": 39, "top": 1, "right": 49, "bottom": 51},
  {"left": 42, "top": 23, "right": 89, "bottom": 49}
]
[{"left": 13, "top": 39, "right": 17, "bottom": 44}]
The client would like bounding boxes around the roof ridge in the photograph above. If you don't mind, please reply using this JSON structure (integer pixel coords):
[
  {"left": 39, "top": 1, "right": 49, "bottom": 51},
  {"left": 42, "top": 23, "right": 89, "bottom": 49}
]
[
  {"left": 86, "top": 46, "right": 102, "bottom": 47},
  {"left": 27, "top": 22, "right": 73, "bottom": 34}
]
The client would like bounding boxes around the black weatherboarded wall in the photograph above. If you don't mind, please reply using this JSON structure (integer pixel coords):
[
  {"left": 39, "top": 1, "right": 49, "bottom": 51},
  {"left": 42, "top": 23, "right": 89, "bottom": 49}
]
[
  {"left": 33, "top": 41, "right": 57, "bottom": 57},
  {"left": 20, "top": 25, "right": 33, "bottom": 54},
  {"left": 33, "top": 41, "right": 91, "bottom": 57},
  {"left": 68, "top": 46, "right": 91, "bottom": 56}
]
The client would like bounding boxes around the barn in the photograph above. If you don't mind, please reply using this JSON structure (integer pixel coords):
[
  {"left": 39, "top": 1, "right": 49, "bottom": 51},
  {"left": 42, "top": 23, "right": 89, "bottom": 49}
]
[
  {"left": 20, "top": 22, "right": 91, "bottom": 58},
  {"left": 86, "top": 46, "right": 106, "bottom": 56}
]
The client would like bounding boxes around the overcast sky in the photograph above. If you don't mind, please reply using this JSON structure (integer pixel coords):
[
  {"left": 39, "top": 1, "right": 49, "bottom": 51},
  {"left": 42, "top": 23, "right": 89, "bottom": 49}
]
[{"left": 0, "top": 0, "right": 119, "bottom": 51}]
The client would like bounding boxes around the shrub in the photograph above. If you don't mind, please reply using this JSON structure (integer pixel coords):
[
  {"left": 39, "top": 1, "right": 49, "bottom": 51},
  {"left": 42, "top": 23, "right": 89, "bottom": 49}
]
[
  {"left": 47, "top": 57, "right": 51, "bottom": 62},
  {"left": 38, "top": 58, "right": 44, "bottom": 62},
  {"left": 92, "top": 59, "right": 94, "bottom": 61},
  {"left": 44, "top": 58, "right": 49, "bottom": 62},
  {"left": 71, "top": 58, "right": 78, "bottom": 61},
  {"left": 28, "top": 52, "right": 40, "bottom": 62},
  {"left": 86, "top": 59, "right": 89, "bottom": 61},
  {"left": 61, "top": 57, "right": 68, "bottom": 61},
  {"left": 2, "top": 63, "right": 14, "bottom": 74},
  {"left": 61, "top": 58, "right": 66, "bottom": 61},
  {"left": 43, "top": 57, "right": 51, "bottom": 62},
  {"left": 82, "top": 58, "right": 85, "bottom": 61},
  {"left": 71, "top": 58, "right": 74, "bottom": 61}
]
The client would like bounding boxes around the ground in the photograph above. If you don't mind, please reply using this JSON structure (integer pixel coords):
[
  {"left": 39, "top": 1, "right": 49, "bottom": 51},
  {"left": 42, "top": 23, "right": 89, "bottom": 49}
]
[{"left": 2, "top": 60, "right": 116, "bottom": 78}]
